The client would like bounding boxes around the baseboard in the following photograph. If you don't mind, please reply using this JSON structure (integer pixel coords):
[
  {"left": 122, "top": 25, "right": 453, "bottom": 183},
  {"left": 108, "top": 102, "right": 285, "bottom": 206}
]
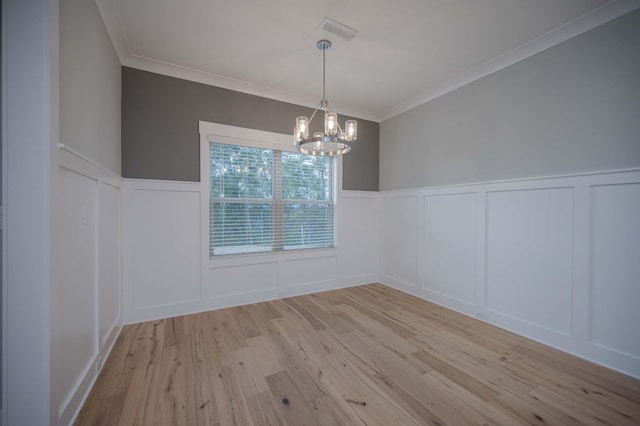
[
  {"left": 62, "top": 318, "right": 123, "bottom": 426},
  {"left": 379, "top": 168, "right": 640, "bottom": 380},
  {"left": 124, "top": 278, "right": 369, "bottom": 325}
]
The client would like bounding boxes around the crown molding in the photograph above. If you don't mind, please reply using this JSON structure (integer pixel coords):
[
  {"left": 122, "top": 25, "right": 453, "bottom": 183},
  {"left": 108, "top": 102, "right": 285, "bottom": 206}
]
[
  {"left": 95, "top": 0, "right": 130, "bottom": 64},
  {"left": 96, "top": 0, "right": 638, "bottom": 124},
  {"left": 379, "top": 0, "right": 640, "bottom": 121},
  {"left": 94, "top": 0, "right": 381, "bottom": 121},
  {"left": 122, "top": 54, "right": 382, "bottom": 122}
]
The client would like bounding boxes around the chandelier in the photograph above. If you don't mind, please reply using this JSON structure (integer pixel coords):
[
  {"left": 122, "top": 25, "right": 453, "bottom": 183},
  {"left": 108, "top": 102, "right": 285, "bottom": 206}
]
[{"left": 294, "top": 40, "right": 357, "bottom": 156}]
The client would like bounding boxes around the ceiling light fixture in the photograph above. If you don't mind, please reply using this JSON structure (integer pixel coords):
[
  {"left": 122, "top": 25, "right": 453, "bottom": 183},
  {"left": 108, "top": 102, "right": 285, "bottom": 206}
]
[{"left": 294, "top": 39, "right": 357, "bottom": 156}]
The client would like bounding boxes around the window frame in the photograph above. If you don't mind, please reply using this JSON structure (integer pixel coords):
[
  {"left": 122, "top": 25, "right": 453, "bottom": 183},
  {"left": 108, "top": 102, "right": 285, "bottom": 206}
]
[{"left": 199, "top": 121, "right": 342, "bottom": 261}]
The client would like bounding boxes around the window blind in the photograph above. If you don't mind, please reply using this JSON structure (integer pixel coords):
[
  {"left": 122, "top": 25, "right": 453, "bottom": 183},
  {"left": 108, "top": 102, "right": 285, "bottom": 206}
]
[{"left": 210, "top": 142, "right": 336, "bottom": 256}]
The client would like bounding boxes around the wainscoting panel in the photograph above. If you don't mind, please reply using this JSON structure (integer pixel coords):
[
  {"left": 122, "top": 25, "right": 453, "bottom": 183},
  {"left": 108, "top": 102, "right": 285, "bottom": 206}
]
[
  {"left": 486, "top": 187, "right": 574, "bottom": 335},
  {"left": 423, "top": 193, "right": 476, "bottom": 306},
  {"left": 129, "top": 185, "right": 201, "bottom": 310},
  {"left": 590, "top": 183, "right": 640, "bottom": 359},
  {"left": 123, "top": 182, "right": 379, "bottom": 323},
  {"left": 380, "top": 195, "right": 419, "bottom": 288},
  {"left": 98, "top": 182, "right": 121, "bottom": 346},
  {"left": 207, "top": 261, "right": 279, "bottom": 298},
  {"left": 281, "top": 255, "right": 338, "bottom": 288},
  {"left": 339, "top": 192, "right": 379, "bottom": 285},
  {"left": 56, "top": 166, "right": 98, "bottom": 417},
  {"left": 54, "top": 145, "right": 122, "bottom": 425},
  {"left": 380, "top": 169, "right": 640, "bottom": 379}
]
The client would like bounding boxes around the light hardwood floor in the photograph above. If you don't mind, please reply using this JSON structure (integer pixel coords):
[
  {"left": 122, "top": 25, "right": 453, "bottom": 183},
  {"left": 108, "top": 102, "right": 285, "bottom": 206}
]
[{"left": 76, "top": 284, "right": 640, "bottom": 425}]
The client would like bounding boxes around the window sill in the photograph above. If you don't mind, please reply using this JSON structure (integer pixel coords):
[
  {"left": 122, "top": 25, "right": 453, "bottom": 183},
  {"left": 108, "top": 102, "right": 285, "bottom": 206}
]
[{"left": 208, "top": 246, "right": 338, "bottom": 268}]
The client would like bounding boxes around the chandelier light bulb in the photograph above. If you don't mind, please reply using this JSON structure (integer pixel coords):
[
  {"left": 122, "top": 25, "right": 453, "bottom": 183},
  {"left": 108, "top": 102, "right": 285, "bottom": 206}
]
[
  {"left": 296, "top": 116, "right": 309, "bottom": 139},
  {"left": 345, "top": 120, "right": 357, "bottom": 142},
  {"left": 325, "top": 112, "right": 338, "bottom": 136}
]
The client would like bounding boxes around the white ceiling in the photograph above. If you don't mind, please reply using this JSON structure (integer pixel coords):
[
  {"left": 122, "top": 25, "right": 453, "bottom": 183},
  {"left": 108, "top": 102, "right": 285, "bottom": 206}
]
[{"left": 96, "top": 0, "right": 638, "bottom": 121}]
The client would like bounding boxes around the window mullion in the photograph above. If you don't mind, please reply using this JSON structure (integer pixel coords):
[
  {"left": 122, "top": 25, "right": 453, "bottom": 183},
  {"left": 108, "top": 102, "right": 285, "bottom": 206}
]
[
  {"left": 273, "top": 150, "right": 284, "bottom": 251},
  {"left": 209, "top": 140, "right": 335, "bottom": 256}
]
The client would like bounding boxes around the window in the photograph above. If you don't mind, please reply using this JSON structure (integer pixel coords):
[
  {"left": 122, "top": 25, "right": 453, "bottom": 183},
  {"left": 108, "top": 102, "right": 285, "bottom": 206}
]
[{"left": 209, "top": 142, "right": 336, "bottom": 256}]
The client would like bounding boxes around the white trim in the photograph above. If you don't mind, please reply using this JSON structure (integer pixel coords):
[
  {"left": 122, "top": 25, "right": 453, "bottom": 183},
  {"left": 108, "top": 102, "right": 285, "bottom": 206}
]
[
  {"left": 199, "top": 121, "right": 295, "bottom": 152},
  {"left": 382, "top": 167, "right": 640, "bottom": 195},
  {"left": 95, "top": 0, "right": 639, "bottom": 122},
  {"left": 380, "top": 0, "right": 640, "bottom": 120},
  {"left": 94, "top": 0, "right": 131, "bottom": 64},
  {"left": 92, "top": 0, "right": 379, "bottom": 122},
  {"left": 121, "top": 170, "right": 371, "bottom": 322},
  {"left": 125, "top": 55, "right": 380, "bottom": 122},
  {"left": 57, "top": 143, "right": 120, "bottom": 179},
  {"left": 199, "top": 121, "right": 342, "bottom": 259},
  {"left": 54, "top": 144, "right": 123, "bottom": 425},
  {"left": 62, "top": 320, "right": 122, "bottom": 426},
  {"left": 379, "top": 168, "right": 640, "bottom": 379},
  {"left": 122, "top": 178, "right": 199, "bottom": 190},
  {"left": 121, "top": 124, "right": 375, "bottom": 324}
]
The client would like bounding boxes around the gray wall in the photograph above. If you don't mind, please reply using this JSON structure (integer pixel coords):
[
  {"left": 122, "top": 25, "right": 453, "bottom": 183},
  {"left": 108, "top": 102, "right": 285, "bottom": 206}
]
[
  {"left": 60, "top": 0, "right": 121, "bottom": 173},
  {"left": 122, "top": 68, "right": 379, "bottom": 191},
  {"left": 380, "top": 9, "right": 640, "bottom": 191}
]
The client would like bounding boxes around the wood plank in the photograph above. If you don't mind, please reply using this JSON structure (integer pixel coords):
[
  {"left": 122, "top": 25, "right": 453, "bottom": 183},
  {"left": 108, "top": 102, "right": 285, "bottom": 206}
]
[
  {"left": 493, "top": 388, "right": 585, "bottom": 425},
  {"left": 412, "top": 349, "right": 500, "bottom": 402},
  {"left": 299, "top": 295, "right": 353, "bottom": 334},
  {"left": 163, "top": 316, "right": 185, "bottom": 346},
  {"left": 152, "top": 344, "right": 186, "bottom": 425},
  {"left": 333, "top": 304, "right": 419, "bottom": 355},
  {"left": 530, "top": 385, "right": 640, "bottom": 426},
  {"left": 76, "top": 284, "right": 640, "bottom": 426},
  {"left": 90, "top": 324, "right": 142, "bottom": 400},
  {"left": 218, "top": 365, "right": 254, "bottom": 425},
  {"left": 280, "top": 355, "right": 325, "bottom": 402},
  {"left": 422, "top": 370, "right": 526, "bottom": 425},
  {"left": 246, "top": 391, "right": 287, "bottom": 426},
  {"left": 183, "top": 328, "right": 219, "bottom": 426},
  {"left": 284, "top": 298, "right": 327, "bottom": 331},
  {"left": 320, "top": 349, "right": 425, "bottom": 425},
  {"left": 264, "top": 371, "right": 318, "bottom": 426},
  {"left": 323, "top": 330, "right": 446, "bottom": 424},
  {"left": 512, "top": 343, "right": 640, "bottom": 401},
  {"left": 339, "top": 293, "right": 416, "bottom": 338},
  {"left": 228, "top": 344, "right": 282, "bottom": 397},
  {"left": 75, "top": 391, "right": 126, "bottom": 426},
  {"left": 233, "top": 305, "right": 262, "bottom": 339},
  {"left": 507, "top": 353, "right": 640, "bottom": 422},
  {"left": 115, "top": 320, "right": 167, "bottom": 426}
]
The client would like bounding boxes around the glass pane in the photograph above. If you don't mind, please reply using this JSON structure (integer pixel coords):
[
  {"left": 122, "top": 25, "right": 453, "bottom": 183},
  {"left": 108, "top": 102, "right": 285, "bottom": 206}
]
[
  {"left": 281, "top": 152, "right": 332, "bottom": 201},
  {"left": 283, "top": 203, "right": 333, "bottom": 249},
  {"left": 211, "top": 202, "right": 273, "bottom": 255},
  {"left": 210, "top": 143, "right": 273, "bottom": 199}
]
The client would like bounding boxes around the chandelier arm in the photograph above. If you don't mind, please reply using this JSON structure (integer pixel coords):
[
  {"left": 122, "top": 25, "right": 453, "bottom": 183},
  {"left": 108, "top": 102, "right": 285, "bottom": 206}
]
[
  {"left": 323, "top": 100, "right": 333, "bottom": 113},
  {"left": 308, "top": 107, "right": 320, "bottom": 124}
]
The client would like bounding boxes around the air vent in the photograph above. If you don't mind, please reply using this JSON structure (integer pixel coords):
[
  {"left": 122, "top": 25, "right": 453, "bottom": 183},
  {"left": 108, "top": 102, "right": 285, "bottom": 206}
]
[{"left": 317, "top": 17, "right": 358, "bottom": 41}]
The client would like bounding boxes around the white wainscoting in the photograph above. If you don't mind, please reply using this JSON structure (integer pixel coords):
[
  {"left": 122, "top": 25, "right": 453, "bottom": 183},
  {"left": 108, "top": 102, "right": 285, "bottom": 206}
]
[
  {"left": 122, "top": 181, "right": 379, "bottom": 324},
  {"left": 339, "top": 191, "right": 380, "bottom": 286},
  {"left": 486, "top": 187, "right": 574, "bottom": 336},
  {"left": 590, "top": 183, "right": 640, "bottom": 359},
  {"left": 381, "top": 195, "right": 419, "bottom": 288},
  {"left": 380, "top": 169, "right": 640, "bottom": 379},
  {"left": 423, "top": 193, "right": 477, "bottom": 307},
  {"left": 54, "top": 145, "right": 122, "bottom": 425}
]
